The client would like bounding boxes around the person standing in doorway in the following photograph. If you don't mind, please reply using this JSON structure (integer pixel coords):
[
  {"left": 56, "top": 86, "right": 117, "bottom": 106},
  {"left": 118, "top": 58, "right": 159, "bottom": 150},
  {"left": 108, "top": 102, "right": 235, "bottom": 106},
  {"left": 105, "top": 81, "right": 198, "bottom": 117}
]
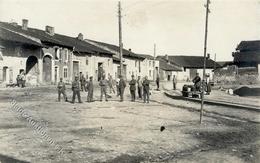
[
  {"left": 142, "top": 76, "right": 150, "bottom": 103},
  {"left": 86, "top": 76, "right": 94, "bottom": 102},
  {"left": 118, "top": 75, "right": 126, "bottom": 102},
  {"left": 129, "top": 75, "right": 136, "bottom": 102},
  {"left": 57, "top": 78, "right": 68, "bottom": 102},
  {"left": 156, "top": 75, "right": 160, "bottom": 90},
  {"left": 72, "top": 76, "right": 82, "bottom": 103},
  {"left": 173, "top": 75, "right": 177, "bottom": 90},
  {"left": 99, "top": 75, "right": 108, "bottom": 102},
  {"left": 137, "top": 76, "right": 142, "bottom": 99}
]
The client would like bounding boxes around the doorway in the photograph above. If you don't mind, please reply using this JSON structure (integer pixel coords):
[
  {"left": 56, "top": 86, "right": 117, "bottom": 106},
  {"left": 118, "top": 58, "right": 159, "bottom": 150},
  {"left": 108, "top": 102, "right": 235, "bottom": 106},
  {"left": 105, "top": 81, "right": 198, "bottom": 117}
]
[
  {"left": 43, "top": 55, "right": 52, "bottom": 83},
  {"left": 73, "top": 61, "right": 79, "bottom": 80}
]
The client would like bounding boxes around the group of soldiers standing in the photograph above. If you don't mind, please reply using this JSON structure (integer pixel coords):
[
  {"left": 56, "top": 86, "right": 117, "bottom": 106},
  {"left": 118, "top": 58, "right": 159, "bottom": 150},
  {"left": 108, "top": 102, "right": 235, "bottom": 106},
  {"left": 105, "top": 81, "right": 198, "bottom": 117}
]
[{"left": 57, "top": 74, "right": 151, "bottom": 104}]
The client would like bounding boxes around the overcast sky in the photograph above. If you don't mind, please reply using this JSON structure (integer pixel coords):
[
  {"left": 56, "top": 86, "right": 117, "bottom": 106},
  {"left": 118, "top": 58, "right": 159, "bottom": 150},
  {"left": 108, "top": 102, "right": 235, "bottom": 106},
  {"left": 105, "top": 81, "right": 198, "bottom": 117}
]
[{"left": 0, "top": 0, "right": 259, "bottom": 61}]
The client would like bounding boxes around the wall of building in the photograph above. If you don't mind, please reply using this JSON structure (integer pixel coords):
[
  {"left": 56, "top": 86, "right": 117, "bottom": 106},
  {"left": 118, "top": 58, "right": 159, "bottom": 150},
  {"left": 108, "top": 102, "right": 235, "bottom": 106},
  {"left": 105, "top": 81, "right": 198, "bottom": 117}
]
[
  {"left": 0, "top": 42, "right": 41, "bottom": 85},
  {"left": 73, "top": 54, "right": 113, "bottom": 81}
]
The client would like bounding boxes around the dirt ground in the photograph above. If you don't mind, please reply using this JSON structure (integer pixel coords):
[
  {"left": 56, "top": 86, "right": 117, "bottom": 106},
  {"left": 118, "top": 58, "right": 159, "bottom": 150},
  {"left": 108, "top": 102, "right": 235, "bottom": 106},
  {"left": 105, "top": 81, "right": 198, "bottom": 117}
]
[{"left": 0, "top": 84, "right": 259, "bottom": 163}]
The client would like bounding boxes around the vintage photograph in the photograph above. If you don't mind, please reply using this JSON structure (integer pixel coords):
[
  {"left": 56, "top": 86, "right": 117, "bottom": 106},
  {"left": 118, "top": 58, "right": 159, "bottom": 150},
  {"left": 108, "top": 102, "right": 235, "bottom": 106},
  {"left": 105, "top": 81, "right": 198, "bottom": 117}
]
[{"left": 0, "top": 0, "right": 259, "bottom": 162}]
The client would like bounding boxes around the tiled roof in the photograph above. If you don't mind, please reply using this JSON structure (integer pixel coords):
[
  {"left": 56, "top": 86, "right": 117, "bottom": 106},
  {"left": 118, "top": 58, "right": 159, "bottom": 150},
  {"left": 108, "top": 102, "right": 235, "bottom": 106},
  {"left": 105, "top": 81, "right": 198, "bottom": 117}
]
[
  {"left": 157, "top": 57, "right": 182, "bottom": 71},
  {"left": 137, "top": 54, "right": 155, "bottom": 60},
  {"left": 236, "top": 40, "right": 260, "bottom": 51},
  {"left": 0, "top": 21, "right": 113, "bottom": 55},
  {"left": 86, "top": 39, "right": 144, "bottom": 59},
  {"left": 157, "top": 55, "right": 219, "bottom": 69},
  {"left": 0, "top": 26, "right": 42, "bottom": 47}
]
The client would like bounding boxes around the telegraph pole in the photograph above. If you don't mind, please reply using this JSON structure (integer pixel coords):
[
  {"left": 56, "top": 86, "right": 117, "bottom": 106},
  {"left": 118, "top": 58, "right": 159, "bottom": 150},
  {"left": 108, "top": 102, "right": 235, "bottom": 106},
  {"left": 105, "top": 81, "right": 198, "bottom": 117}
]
[
  {"left": 153, "top": 43, "right": 156, "bottom": 81},
  {"left": 200, "top": 0, "right": 211, "bottom": 124},
  {"left": 118, "top": 1, "right": 123, "bottom": 77}
]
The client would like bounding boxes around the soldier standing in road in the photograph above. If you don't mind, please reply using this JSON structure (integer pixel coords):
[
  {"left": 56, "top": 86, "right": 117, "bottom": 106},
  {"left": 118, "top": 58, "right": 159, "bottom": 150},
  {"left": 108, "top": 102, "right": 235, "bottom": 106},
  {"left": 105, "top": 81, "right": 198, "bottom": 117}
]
[
  {"left": 173, "top": 75, "right": 177, "bottom": 90},
  {"left": 57, "top": 78, "right": 68, "bottom": 102},
  {"left": 137, "top": 76, "right": 142, "bottom": 99},
  {"left": 86, "top": 76, "right": 94, "bottom": 102},
  {"left": 156, "top": 75, "right": 160, "bottom": 90},
  {"left": 118, "top": 75, "right": 126, "bottom": 102},
  {"left": 80, "top": 74, "right": 86, "bottom": 91},
  {"left": 192, "top": 72, "right": 201, "bottom": 91},
  {"left": 72, "top": 76, "right": 82, "bottom": 103},
  {"left": 99, "top": 75, "right": 108, "bottom": 102},
  {"left": 108, "top": 74, "right": 115, "bottom": 94},
  {"left": 129, "top": 75, "right": 136, "bottom": 102},
  {"left": 142, "top": 76, "right": 150, "bottom": 103}
]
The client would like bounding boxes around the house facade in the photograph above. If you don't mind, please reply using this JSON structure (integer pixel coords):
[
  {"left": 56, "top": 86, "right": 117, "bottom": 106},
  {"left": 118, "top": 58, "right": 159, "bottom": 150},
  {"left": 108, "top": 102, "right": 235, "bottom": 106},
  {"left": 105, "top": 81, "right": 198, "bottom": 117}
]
[{"left": 157, "top": 55, "right": 219, "bottom": 81}]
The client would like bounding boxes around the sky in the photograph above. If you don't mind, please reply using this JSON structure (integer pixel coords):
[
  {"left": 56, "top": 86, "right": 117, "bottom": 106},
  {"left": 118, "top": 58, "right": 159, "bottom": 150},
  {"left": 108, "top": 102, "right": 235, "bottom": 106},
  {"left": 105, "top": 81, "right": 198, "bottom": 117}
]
[{"left": 0, "top": 0, "right": 259, "bottom": 61}]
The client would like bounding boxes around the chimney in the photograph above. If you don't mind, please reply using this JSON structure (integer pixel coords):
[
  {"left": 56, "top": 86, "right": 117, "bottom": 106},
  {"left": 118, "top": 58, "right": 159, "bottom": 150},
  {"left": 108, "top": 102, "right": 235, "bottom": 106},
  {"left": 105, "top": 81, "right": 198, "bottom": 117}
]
[
  {"left": 45, "top": 26, "right": 55, "bottom": 36},
  {"left": 77, "top": 33, "right": 83, "bottom": 40},
  {"left": 22, "top": 19, "right": 28, "bottom": 30}
]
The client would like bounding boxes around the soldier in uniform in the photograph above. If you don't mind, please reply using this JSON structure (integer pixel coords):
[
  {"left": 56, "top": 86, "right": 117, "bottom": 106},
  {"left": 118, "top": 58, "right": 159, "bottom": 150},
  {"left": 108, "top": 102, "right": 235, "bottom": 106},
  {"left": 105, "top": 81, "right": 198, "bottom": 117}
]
[
  {"left": 57, "top": 78, "right": 68, "bottom": 102},
  {"left": 118, "top": 75, "right": 126, "bottom": 102},
  {"left": 137, "top": 76, "right": 142, "bottom": 99},
  {"left": 72, "top": 76, "right": 82, "bottom": 103},
  {"left": 192, "top": 72, "right": 201, "bottom": 91},
  {"left": 80, "top": 74, "right": 86, "bottom": 91},
  {"left": 173, "top": 75, "right": 177, "bottom": 90},
  {"left": 156, "top": 75, "right": 160, "bottom": 90},
  {"left": 99, "top": 75, "right": 108, "bottom": 102},
  {"left": 129, "top": 75, "right": 136, "bottom": 102},
  {"left": 86, "top": 76, "right": 94, "bottom": 102},
  {"left": 142, "top": 76, "right": 150, "bottom": 103}
]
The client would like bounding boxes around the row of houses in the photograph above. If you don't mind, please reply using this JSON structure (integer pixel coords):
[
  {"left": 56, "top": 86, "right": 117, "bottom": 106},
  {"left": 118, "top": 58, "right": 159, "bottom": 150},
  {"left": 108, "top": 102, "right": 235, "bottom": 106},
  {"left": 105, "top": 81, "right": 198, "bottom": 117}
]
[{"left": 0, "top": 19, "right": 219, "bottom": 85}]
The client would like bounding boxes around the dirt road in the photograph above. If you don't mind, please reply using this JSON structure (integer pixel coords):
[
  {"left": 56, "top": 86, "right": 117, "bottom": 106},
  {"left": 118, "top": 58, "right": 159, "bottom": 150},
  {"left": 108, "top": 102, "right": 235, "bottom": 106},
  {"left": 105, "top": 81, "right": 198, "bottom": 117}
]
[{"left": 0, "top": 85, "right": 259, "bottom": 163}]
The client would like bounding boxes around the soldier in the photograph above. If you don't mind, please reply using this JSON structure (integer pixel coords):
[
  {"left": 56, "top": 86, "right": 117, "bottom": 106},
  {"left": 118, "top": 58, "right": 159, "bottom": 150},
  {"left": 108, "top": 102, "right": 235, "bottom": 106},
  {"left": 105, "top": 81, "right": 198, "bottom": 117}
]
[
  {"left": 142, "top": 76, "right": 150, "bottom": 103},
  {"left": 99, "top": 75, "right": 108, "bottom": 102},
  {"left": 192, "top": 72, "right": 201, "bottom": 91},
  {"left": 137, "top": 76, "right": 142, "bottom": 99},
  {"left": 86, "top": 76, "right": 94, "bottom": 102},
  {"left": 118, "top": 75, "right": 126, "bottom": 102},
  {"left": 173, "top": 75, "right": 177, "bottom": 90},
  {"left": 20, "top": 72, "right": 26, "bottom": 88},
  {"left": 57, "top": 78, "right": 68, "bottom": 102},
  {"left": 156, "top": 75, "right": 160, "bottom": 90},
  {"left": 108, "top": 74, "right": 115, "bottom": 93},
  {"left": 72, "top": 76, "right": 82, "bottom": 103},
  {"left": 80, "top": 74, "right": 86, "bottom": 91},
  {"left": 129, "top": 75, "right": 136, "bottom": 102}
]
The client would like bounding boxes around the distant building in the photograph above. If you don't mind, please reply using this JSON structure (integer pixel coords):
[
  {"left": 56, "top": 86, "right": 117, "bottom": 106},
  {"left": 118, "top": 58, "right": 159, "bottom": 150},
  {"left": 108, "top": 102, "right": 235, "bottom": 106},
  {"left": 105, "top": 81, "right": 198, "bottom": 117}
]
[
  {"left": 156, "top": 57, "right": 182, "bottom": 81},
  {"left": 157, "top": 55, "right": 219, "bottom": 81},
  {"left": 136, "top": 54, "right": 159, "bottom": 80},
  {"left": 85, "top": 39, "right": 145, "bottom": 80}
]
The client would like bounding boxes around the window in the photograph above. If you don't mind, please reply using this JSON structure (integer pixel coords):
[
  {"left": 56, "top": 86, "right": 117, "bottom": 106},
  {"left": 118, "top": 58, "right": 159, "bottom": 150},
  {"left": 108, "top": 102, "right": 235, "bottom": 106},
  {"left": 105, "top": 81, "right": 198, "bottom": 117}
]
[
  {"left": 86, "top": 56, "right": 89, "bottom": 65},
  {"left": 55, "top": 48, "right": 60, "bottom": 60},
  {"left": 149, "top": 61, "right": 151, "bottom": 67},
  {"left": 63, "top": 67, "right": 68, "bottom": 78},
  {"left": 149, "top": 70, "right": 152, "bottom": 77},
  {"left": 135, "top": 61, "right": 137, "bottom": 67},
  {"left": 108, "top": 59, "right": 110, "bottom": 66}
]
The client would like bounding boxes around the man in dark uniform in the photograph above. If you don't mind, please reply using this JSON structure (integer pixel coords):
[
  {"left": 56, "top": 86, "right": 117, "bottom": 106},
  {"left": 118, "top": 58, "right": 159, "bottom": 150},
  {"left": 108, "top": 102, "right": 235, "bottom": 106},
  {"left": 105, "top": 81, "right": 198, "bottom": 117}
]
[
  {"left": 80, "top": 74, "right": 86, "bottom": 91},
  {"left": 173, "top": 75, "right": 177, "bottom": 90},
  {"left": 99, "top": 75, "right": 108, "bottom": 102},
  {"left": 129, "top": 75, "right": 136, "bottom": 102},
  {"left": 137, "top": 76, "right": 142, "bottom": 99},
  {"left": 142, "top": 76, "right": 150, "bottom": 103},
  {"left": 86, "top": 76, "right": 94, "bottom": 102},
  {"left": 72, "top": 76, "right": 82, "bottom": 103},
  {"left": 156, "top": 75, "right": 160, "bottom": 90},
  {"left": 57, "top": 78, "right": 68, "bottom": 102},
  {"left": 192, "top": 72, "right": 201, "bottom": 91},
  {"left": 118, "top": 75, "right": 126, "bottom": 102}
]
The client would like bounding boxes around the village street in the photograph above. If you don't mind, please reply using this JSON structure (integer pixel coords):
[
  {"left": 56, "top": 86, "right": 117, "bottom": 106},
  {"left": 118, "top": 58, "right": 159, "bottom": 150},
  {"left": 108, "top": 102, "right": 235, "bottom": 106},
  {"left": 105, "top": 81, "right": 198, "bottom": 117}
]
[{"left": 0, "top": 82, "right": 259, "bottom": 163}]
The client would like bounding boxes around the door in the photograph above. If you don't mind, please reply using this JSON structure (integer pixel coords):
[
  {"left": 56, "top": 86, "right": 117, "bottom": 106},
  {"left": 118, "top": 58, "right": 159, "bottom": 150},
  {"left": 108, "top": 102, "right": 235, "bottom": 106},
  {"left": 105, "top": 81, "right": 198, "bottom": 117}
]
[
  {"left": 98, "top": 62, "right": 104, "bottom": 81},
  {"left": 43, "top": 55, "right": 52, "bottom": 83},
  {"left": 73, "top": 61, "right": 79, "bottom": 80}
]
